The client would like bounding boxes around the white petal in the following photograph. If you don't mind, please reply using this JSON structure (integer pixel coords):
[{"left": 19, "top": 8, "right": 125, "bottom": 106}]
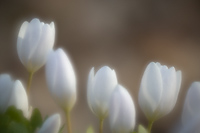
[
  {"left": 92, "top": 66, "right": 118, "bottom": 118},
  {"left": 109, "top": 85, "right": 135, "bottom": 133},
  {"left": 7, "top": 80, "right": 29, "bottom": 118},
  {"left": 182, "top": 82, "right": 200, "bottom": 126},
  {"left": 30, "top": 24, "right": 55, "bottom": 71},
  {"left": 38, "top": 114, "right": 61, "bottom": 133},
  {"left": 138, "top": 62, "right": 163, "bottom": 120},
  {"left": 155, "top": 62, "right": 161, "bottom": 68},
  {"left": 166, "top": 70, "right": 182, "bottom": 114},
  {"left": 50, "top": 22, "right": 55, "bottom": 30},
  {"left": 17, "top": 18, "right": 42, "bottom": 72},
  {"left": 0, "top": 74, "right": 13, "bottom": 112},
  {"left": 176, "top": 70, "right": 182, "bottom": 92},
  {"left": 158, "top": 66, "right": 177, "bottom": 115},
  {"left": 18, "top": 21, "right": 29, "bottom": 39},
  {"left": 180, "top": 115, "right": 200, "bottom": 133},
  {"left": 87, "top": 67, "right": 95, "bottom": 113}
]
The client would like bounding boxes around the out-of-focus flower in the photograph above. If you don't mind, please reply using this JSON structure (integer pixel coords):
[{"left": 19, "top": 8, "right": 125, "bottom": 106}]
[
  {"left": 17, "top": 18, "right": 55, "bottom": 73},
  {"left": 0, "top": 74, "right": 29, "bottom": 117},
  {"left": 181, "top": 82, "right": 200, "bottom": 133},
  {"left": 109, "top": 84, "right": 136, "bottom": 133},
  {"left": 7, "top": 80, "right": 29, "bottom": 118},
  {"left": 179, "top": 117, "right": 200, "bottom": 133},
  {"left": 0, "top": 74, "right": 13, "bottom": 112},
  {"left": 138, "top": 62, "right": 182, "bottom": 121},
  {"left": 45, "top": 48, "right": 76, "bottom": 111},
  {"left": 87, "top": 66, "right": 118, "bottom": 119},
  {"left": 38, "top": 113, "right": 61, "bottom": 133}
]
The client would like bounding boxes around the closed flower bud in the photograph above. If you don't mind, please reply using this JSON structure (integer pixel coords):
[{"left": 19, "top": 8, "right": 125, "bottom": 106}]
[
  {"left": 181, "top": 82, "right": 200, "bottom": 130},
  {"left": 138, "top": 62, "right": 182, "bottom": 121},
  {"left": 17, "top": 18, "right": 55, "bottom": 73},
  {"left": 109, "top": 85, "right": 136, "bottom": 133},
  {"left": 180, "top": 116, "right": 200, "bottom": 133},
  {"left": 7, "top": 80, "right": 29, "bottom": 118},
  {"left": 0, "top": 74, "right": 13, "bottom": 112},
  {"left": 87, "top": 66, "right": 118, "bottom": 119},
  {"left": 45, "top": 48, "right": 76, "bottom": 111},
  {"left": 38, "top": 113, "right": 61, "bottom": 133}
]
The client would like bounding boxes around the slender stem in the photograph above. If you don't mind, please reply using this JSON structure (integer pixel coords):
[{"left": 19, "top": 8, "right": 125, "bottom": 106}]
[
  {"left": 148, "top": 120, "right": 154, "bottom": 133},
  {"left": 99, "top": 118, "right": 104, "bottom": 133},
  {"left": 27, "top": 71, "right": 34, "bottom": 98},
  {"left": 66, "top": 110, "right": 72, "bottom": 133}
]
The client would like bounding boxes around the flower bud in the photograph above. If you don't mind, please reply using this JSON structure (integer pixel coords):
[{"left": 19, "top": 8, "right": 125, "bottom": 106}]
[
  {"left": 0, "top": 74, "right": 13, "bottom": 112},
  {"left": 17, "top": 18, "right": 55, "bottom": 73},
  {"left": 87, "top": 66, "right": 118, "bottom": 119},
  {"left": 45, "top": 48, "right": 76, "bottom": 111},
  {"left": 38, "top": 113, "right": 61, "bottom": 133},
  {"left": 138, "top": 62, "right": 182, "bottom": 121},
  {"left": 109, "top": 85, "right": 136, "bottom": 133},
  {"left": 7, "top": 80, "right": 29, "bottom": 118},
  {"left": 182, "top": 82, "right": 200, "bottom": 127}
]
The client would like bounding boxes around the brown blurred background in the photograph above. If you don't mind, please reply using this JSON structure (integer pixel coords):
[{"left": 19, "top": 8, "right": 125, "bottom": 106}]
[{"left": 1, "top": 0, "right": 200, "bottom": 133}]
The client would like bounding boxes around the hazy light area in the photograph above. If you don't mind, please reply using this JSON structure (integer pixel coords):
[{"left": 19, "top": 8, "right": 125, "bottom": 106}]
[{"left": 1, "top": 0, "right": 200, "bottom": 132}]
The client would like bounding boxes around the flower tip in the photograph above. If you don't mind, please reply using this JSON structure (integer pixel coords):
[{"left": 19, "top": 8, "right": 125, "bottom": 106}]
[
  {"left": 99, "top": 66, "right": 113, "bottom": 73},
  {"left": 50, "top": 22, "right": 55, "bottom": 29},
  {"left": 38, "top": 113, "right": 61, "bottom": 133},
  {"left": 30, "top": 18, "right": 40, "bottom": 24},
  {"left": 55, "top": 48, "right": 64, "bottom": 54},
  {"left": 18, "top": 21, "right": 29, "bottom": 39},
  {"left": 89, "top": 67, "right": 95, "bottom": 75}
]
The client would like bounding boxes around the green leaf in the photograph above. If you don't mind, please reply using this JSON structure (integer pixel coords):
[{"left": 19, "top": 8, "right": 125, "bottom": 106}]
[
  {"left": 30, "top": 108, "right": 43, "bottom": 132},
  {"left": 58, "top": 123, "right": 65, "bottom": 133},
  {"left": 86, "top": 126, "right": 95, "bottom": 133},
  {"left": 0, "top": 113, "right": 10, "bottom": 127},
  {"left": 0, "top": 113, "right": 10, "bottom": 132},
  {"left": 8, "top": 121, "right": 29, "bottom": 133},
  {"left": 138, "top": 125, "right": 148, "bottom": 133},
  {"left": 5, "top": 106, "right": 29, "bottom": 124},
  {"left": 0, "top": 106, "right": 31, "bottom": 132}
]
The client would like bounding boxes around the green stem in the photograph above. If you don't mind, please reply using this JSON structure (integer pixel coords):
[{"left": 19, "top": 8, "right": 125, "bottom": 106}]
[
  {"left": 148, "top": 120, "right": 154, "bottom": 133},
  {"left": 66, "top": 110, "right": 72, "bottom": 133},
  {"left": 99, "top": 118, "right": 104, "bottom": 133},
  {"left": 27, "top": 71, "right": 34, "bottom": 98}
]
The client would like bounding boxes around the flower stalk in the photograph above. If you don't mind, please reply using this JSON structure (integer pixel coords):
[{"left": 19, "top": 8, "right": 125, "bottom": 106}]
[
  {"left": 27, "top": 71, "right": 34, "bottom": 98},
  {"left": 148, "top": 120, "right": 154, "bottom": 133},
  {"left": 99, "top": 118, "right": 104, "bottom": 133},
  {"left": 66, "top": 109, "right": 72, "bottom": 133}
]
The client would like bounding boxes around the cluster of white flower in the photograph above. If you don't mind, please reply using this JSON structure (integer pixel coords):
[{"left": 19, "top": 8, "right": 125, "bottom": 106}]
[{"left": 0, "top": 18, "right": 199, "bottom": 133}]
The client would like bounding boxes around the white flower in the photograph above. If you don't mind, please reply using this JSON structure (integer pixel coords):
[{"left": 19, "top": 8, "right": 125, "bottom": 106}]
[
  {"left": 45, "top": 48, "right": 76, "bottom": 111},
  {"left": 180, "top": 117, "right": 200, "bottom": 133},
  {"left": 0, "top": 74, "right": 13, "bottom": 112},
  {"left": 17, "top": 18, "right": 55, "bottom": 73},
  {"left": 7, "top": 80, "right": 29, "bottom": 118},
  {"left": 181, "top": 82, "right": 200, "bottom": 132},
  {"left": 38, "top": 113, "right": 61, "bottom": 133},
  {"left": 87, "top": 66, "right": 118, "bottom": 119},
  {"left": 109, "top": 85, "right": 136, "bottom": 133},
  {"left": 0, "top": 74, "right": 29, "bottom": 118},
  {"left": 138, "top": 62, "right": 182, "bottom": 121}
]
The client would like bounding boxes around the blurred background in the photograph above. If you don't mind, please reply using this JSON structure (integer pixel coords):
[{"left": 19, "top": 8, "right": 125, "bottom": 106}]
[{"left": 1, "top": 0, "right": 200, "bottom": 132}]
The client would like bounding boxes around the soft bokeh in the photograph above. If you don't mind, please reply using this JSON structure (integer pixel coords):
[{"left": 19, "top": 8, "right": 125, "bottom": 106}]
[{"left": 0, "top": 0, "right": 200, "bottom": 132}]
